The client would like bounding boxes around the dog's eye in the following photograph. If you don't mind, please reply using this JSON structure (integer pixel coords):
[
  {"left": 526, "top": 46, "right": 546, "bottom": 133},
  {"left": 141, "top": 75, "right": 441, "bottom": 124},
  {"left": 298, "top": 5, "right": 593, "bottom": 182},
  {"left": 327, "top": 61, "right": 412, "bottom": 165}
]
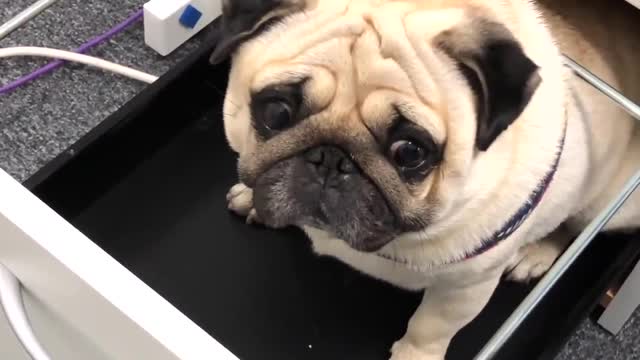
[
  {"left": 251, "top": 80, "right": 309, "bottom": 138},
  {"left": 390, "top": 140, "right": 426, "bottom": 169},
  {"left": 263, "top": 101, "right": 293, "bottom": 131}
]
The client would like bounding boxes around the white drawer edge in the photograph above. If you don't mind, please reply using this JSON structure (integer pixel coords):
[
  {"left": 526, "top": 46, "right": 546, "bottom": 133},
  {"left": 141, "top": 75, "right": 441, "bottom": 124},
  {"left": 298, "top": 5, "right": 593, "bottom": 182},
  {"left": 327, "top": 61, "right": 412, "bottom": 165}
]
[
  {"left": 626, "top": 0, "right": 640, "bottom": 10},
  {"left": 0, "top": 169, "right": 238, "bottom": 360}
]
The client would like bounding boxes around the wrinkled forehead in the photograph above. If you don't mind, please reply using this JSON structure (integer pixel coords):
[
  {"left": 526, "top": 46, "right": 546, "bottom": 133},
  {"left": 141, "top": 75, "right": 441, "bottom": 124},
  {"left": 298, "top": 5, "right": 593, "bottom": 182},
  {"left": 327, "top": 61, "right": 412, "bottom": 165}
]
[{"left": 233, "top": 0, "right": 465, "bottom": 107}]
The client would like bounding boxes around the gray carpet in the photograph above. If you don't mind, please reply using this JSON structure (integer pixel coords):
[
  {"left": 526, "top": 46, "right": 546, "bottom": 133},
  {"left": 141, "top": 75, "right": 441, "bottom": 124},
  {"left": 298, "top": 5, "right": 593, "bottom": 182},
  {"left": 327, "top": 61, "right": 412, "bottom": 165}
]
[
  {"left": 0, "top": 0, "right": 201, "bottom": 181},
  {"left": 0, "top": 1, "right": 638, "bottom": 359}
]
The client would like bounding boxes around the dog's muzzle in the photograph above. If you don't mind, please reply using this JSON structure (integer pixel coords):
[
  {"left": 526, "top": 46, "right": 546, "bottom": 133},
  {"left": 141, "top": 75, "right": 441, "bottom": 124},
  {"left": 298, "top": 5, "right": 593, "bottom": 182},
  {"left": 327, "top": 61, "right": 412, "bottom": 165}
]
[{"left": 253, "top": 145, "right": 399, "bottom": 252}]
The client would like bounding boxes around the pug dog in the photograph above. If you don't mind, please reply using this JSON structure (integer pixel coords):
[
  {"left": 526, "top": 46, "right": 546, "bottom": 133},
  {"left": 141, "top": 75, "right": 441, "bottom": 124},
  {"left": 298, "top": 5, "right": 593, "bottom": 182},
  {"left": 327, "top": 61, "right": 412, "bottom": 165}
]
[{"left": 211, "top": 0, "right": 640, "bottom": 358}]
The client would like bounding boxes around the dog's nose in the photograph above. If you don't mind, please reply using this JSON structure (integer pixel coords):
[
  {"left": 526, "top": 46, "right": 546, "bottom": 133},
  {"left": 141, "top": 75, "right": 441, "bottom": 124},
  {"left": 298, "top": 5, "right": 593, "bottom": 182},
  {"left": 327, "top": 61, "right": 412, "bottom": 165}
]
[{"left": 304, "top": 146, "right": 358, "bottom": 183}]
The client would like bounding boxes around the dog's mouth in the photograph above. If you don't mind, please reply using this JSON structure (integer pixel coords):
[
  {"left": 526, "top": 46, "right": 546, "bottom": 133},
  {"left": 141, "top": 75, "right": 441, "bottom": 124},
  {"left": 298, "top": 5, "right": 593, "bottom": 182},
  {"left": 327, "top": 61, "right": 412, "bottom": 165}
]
[{"left": 252, "top": 153, "right": 401, "bottom": 252}]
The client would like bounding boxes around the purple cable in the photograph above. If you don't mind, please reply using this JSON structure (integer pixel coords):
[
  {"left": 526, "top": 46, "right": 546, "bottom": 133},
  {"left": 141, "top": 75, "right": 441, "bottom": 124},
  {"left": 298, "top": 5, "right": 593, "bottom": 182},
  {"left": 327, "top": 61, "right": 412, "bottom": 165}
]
[{"left": 0, "top": 9, "right": 144, "bottom": 95}]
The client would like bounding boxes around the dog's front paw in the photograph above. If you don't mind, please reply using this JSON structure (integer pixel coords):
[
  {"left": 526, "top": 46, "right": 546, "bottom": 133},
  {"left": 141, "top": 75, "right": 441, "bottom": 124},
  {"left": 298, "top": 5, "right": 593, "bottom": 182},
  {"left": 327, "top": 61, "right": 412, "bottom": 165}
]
[
  {"left": 226, "top": 183, "right": 262, "bottom": 225},
  {"left": 506, "top": 241, "right": 561, "bottom": 282},
  {"left": 390, "top": 340, "right": 444, "bottom": 360}
]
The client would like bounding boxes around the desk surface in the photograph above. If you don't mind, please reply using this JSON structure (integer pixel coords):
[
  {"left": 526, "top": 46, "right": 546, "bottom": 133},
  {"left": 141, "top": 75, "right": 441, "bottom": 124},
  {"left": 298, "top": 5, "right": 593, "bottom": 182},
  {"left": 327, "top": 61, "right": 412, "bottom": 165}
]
[{"left": 0, "top": 1, "right": 638, "bottom": 359}]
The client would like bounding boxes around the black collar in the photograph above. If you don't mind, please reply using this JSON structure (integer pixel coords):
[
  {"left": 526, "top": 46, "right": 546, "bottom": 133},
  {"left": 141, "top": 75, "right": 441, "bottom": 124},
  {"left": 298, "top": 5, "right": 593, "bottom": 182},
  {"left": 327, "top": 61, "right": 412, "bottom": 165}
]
[{"left": 456, "top": 118, "right": 568, "bottom": 262}]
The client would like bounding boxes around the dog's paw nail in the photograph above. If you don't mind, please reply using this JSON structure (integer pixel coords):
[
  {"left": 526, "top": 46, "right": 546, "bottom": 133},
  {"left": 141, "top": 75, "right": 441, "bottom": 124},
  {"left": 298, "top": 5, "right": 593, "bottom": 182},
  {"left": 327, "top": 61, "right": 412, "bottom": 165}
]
[{"left": 246, "top": 209, "right": 262, "bottom": 225}]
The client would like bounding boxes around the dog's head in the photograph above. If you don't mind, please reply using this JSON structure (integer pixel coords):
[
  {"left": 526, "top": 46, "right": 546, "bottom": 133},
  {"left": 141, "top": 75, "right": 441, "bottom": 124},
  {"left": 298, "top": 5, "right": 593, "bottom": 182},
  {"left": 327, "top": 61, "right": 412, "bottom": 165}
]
[{"left": 213, "top": 0, "right": 545, "bottom": 253}]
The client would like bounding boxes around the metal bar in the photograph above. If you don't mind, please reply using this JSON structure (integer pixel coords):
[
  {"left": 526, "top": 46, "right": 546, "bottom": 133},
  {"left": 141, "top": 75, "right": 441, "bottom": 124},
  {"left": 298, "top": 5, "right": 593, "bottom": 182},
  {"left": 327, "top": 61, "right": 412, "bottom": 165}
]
[
  {"left": 0, "top": 263, "right": 52, "bottom": 360},
  {"left": 563, "top": 55, "right": 640, "bottom": 121},
  {"left": 0, "top": 0, "right": 60, "bottom": 41},
  {"left": 475, "top": 55, "right": 640, "bottom": 360},
  {"left": 475, "top": 169, "right": 640, "bottom": 360}
]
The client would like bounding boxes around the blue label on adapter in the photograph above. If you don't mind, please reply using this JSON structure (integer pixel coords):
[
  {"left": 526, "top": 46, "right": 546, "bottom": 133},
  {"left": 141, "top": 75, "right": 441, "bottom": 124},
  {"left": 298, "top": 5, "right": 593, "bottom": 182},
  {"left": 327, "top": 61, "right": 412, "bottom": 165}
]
[{"left": 179, "top": 5, "right": 203, "bottom": 29}]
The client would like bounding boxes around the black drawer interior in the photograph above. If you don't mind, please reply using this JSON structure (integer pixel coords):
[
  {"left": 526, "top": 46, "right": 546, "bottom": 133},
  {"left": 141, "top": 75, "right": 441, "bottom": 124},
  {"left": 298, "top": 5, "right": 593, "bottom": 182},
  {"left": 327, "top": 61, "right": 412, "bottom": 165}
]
[{"left": 24, "top": 28, "right": 640, "bottom": 360}]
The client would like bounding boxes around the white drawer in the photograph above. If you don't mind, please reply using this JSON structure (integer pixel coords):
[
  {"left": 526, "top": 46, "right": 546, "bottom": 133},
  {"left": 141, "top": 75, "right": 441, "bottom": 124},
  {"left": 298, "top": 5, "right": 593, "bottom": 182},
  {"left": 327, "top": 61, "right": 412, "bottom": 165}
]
[
  {"left": 0, "top": 307, "right": 30, "bottom": 359},
  {"left": 0, "top": 169, "right": 238, "bottom": 360},
  {"left": 0, "top": 288, "right": 111, "bottom": 359}
]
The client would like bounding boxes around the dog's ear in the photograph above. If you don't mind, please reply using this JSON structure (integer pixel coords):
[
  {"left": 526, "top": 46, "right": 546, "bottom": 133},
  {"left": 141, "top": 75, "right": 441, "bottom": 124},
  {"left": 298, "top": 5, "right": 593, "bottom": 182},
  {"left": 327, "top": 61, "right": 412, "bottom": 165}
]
[
  {"left": 209, "top": 0, "right": 305, "bottom": 65},
  {"left": 436, "top": 19, "right": 541, "bottom": 151}
]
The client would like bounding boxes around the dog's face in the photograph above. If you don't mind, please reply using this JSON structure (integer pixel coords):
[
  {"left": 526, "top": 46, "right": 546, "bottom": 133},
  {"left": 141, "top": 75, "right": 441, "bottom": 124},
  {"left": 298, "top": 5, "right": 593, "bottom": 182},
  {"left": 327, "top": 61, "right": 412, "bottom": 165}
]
[{"left": 212, "top": 0, "right": 541, "bottom": 253}]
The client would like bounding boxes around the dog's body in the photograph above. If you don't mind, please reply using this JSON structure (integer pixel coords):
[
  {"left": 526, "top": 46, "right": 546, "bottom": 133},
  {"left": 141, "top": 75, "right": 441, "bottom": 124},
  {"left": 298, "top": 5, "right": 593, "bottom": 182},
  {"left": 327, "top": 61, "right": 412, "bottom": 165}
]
[
  {"left": 215, "top": 0, "right": 640, "bottom": 358},
  {"left": 539, "top": 0, "right": 640, "bottom": 232}
]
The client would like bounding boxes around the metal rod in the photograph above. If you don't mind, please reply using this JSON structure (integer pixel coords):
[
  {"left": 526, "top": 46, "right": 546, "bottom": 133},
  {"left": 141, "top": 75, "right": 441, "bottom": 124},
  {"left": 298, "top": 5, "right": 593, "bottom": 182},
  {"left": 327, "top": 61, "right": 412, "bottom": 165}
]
[
  {"left": 563, "top": 55, "right": 640, "bottom": 121},
  {"left": 0, "top": 263, "right": 52, "bottom": 360},
  {"left": 475, "top": 169, "right": 640, "bottom": 360},
  {"left": 0, "top": 0, "right": 60, "bottom": 41},
  {"left": 475, "top": 56, "right": 640, "bottom": 360}
]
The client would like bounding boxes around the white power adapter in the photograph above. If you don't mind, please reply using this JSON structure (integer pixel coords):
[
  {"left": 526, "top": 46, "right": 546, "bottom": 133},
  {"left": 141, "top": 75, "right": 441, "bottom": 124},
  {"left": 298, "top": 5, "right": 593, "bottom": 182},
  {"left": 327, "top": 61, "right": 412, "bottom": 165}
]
[{"left": 144, "top": 0, "right": 222, "bottom": 56}]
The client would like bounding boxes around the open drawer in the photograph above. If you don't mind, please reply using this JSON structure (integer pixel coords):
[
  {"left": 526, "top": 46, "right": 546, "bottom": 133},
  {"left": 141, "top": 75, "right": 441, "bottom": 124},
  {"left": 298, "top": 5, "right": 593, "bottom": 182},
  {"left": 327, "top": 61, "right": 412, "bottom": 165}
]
[{"left": 1, "top": 23, "right": 639, "bottom": 360}]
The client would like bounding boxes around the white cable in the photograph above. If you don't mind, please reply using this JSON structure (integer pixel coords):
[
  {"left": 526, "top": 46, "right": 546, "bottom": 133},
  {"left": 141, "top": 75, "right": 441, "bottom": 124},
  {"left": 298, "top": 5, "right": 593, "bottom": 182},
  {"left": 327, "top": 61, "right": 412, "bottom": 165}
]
[
  {"left": 0, "top": 263, "right": 52, "bottom": 360},
  {"left": 0, "top": 47, "right": 159, "bottom": 84},
  {"left": 0, "top": 0, "right": 61, "bottom": 41}
]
